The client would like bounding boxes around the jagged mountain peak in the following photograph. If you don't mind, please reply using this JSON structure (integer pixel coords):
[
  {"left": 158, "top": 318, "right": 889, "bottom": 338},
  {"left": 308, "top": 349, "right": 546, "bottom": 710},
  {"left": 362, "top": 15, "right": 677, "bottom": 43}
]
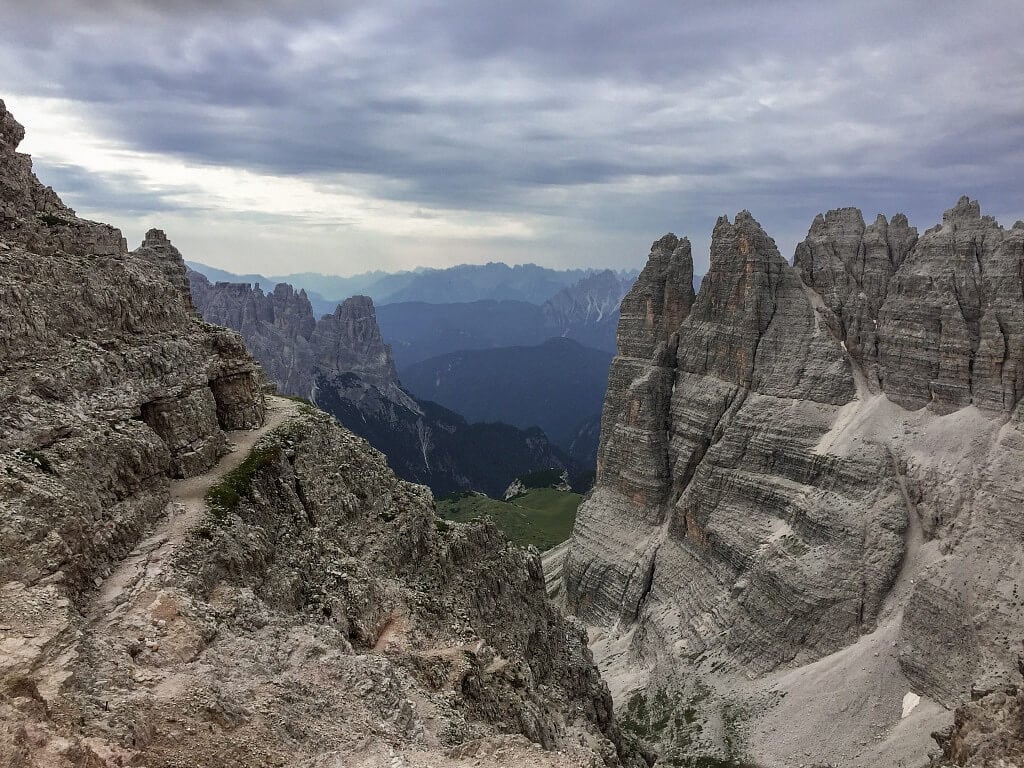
[
  {"left": 0, "top": 98, "right": 25, "bottom": 150},
  {"left": 1, "top": 100, "right": 79, "bottom": 227},
  {"left": 943, "top": 194, "right": 983, "bottom": 223},
  {"left": 561, "top": 198, "right": 1024, "bottom": 765},
  {"left": 188, "top": 274, "right": 579, "bottom": 496}
]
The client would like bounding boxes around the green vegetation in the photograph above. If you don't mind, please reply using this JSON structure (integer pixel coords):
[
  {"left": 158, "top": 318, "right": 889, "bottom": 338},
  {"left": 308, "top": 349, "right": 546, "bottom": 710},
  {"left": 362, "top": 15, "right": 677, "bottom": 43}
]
[
  {"left": 37, "top": 212, "right": 70, "bottom": 227},
  {"left": 435, "top": 486, "right": 581, "bottom": 550},
  {"left": 280, "top": 393, "right": 314, "bottom": 407},
  {"left": 12, "top": 448, "right": 55, "bottom": 475},
  {"left": 205, "top": 443, "right": 281, "bottom": 521},
  {"left": 514, "top": 467, "right": 566, "bottom": 492},
  {"left": 617, "top": 684, "right": 758, "bottom": 768}
]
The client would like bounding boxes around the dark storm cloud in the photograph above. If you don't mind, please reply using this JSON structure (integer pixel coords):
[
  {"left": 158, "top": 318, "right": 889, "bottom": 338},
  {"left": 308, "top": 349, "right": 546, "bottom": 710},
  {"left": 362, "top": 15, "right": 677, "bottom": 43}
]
[{"left": 1, "top": 0, "right": 1022, "bottom": 270}]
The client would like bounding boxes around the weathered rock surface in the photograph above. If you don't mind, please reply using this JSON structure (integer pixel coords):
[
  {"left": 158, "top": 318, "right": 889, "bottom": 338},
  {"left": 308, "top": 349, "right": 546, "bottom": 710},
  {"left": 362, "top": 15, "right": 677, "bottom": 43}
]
[
  {"left": 593, "top": 233, "right": 694, "bottom": 518},
  {"left": 0, "top": 99, "right": 265, "bottom": 596},
  {"left": 932, "top": 656, "right": 1024, "bottom": 767},
  {"left": 562, "top": 202, "right": 1024, "bottom": 766},
  {"left": 189, "top": 274, "right": 575, "bottom": 497},
  {"left": 798, "top": 197, "right": 1024, "bottom": 416},
  {"left": 795, "top": 207, "right": 917, "bottom": 375},
  {"left": 3, "top": 404, "right": 637, "bottom": 767},
  {"left": 189, "top": 275, "right": 318, "bottom": 396},
  {"left": 0, "top": 99, "right": 640, "bottom": 768}
]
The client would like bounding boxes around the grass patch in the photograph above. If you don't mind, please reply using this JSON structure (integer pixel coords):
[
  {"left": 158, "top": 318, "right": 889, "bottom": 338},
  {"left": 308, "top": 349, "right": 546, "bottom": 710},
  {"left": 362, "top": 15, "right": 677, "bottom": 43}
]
[
  {"left": 205, "top": 443, "right": 280, "bottom": 520},
  {"left": 434, "top": 487, "right": 581, "bottom": 551},
  {"left": 280, "top": 393, "right": 314, "bottom": 407}
]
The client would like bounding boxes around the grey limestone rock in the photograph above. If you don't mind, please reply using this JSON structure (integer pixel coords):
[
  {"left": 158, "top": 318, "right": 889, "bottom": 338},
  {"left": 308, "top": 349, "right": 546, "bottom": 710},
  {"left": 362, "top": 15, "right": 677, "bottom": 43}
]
[
  {"left": 594, "top": 233, "right": 694, "bottom": 515},
  {"left": 796, "top": 196, "right": 1024, "bottom": 417},
  {"left": 795, "top": 207, "right": 918, "bottom": 378},
  {"left": 567, "top": 212, "right": 895, "bottom": 659},
  {"left": 189, "top": 275, "right": 417, "bottom": 412},
  {"left": 189, "top": 272, "right": 318, "bottom": 396},
  {"left": 878, "top": 197, "right": 1023, "bottom": 414},
  {"left": 563, "top": 201, "right": 1024, "bottom": 764},
  {"left": 0, "top": 98, "right": 265, "bottom": 593},
  {"left": 312, "top": 294, "right": 411, "bottom": 401}
]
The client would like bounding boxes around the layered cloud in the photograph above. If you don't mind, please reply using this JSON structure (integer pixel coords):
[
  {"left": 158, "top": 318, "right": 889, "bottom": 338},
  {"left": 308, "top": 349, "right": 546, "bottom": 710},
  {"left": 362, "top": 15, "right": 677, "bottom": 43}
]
[{"left": 1, "top": 0, "right": 1021, "bottom": 273}]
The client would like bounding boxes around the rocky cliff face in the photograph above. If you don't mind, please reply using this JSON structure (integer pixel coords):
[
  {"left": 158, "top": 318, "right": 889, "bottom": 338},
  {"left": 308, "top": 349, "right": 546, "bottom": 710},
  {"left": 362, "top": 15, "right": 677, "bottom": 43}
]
[
  {"left": 562, "top": 201, "right": 1024, "bottom": 766},
  {"left": 796, "top": 198, "right": 1024, "bottom": 415},
  {"left": 189, "top": 275, "right": 318, "bottom": 395},
  {"left": 0, "top": 99, "right": 265, "bottom": 596},
  {"left": 932, "top": 656, "right": 1024, "bottom": 767},
  {"left": 189, "top": 274, "right": 574, "bottom": 497},
  {"left": 0, "top": 98, "right": 642, "bottom": 768},
  {"left": 190, "top": 274, "right": 412, "bottom": 405}
]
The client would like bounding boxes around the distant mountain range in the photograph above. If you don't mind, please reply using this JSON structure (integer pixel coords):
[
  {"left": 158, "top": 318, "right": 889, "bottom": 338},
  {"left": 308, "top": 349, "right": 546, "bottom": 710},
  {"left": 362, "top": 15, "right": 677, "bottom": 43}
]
[
  {"left": 541, "top": 269, "right": 629, "bottom": 352},
  {"left": 186, "top": 260, "right": 636, "bottom": 310},
  {"left": 376, "top": 299, "right": 549, "bottom": 367},
  {"left": 188, "top": 271, "right": 575, "bottom": 496},
  {"left": 186, "top": 261, "right": 657, "bottom": 479},
  {"left": 400, "top": 337, "right": 613, "bottom": 453},
  {"left": 378, "top": 269, "right": 636, "bottom": 366}
]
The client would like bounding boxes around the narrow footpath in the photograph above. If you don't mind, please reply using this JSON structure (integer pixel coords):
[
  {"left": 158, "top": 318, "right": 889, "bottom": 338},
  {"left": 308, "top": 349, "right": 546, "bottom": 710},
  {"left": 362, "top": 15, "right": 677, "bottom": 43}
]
[{"left": 89, "top": 395, "right": 299, "bottom": 627}]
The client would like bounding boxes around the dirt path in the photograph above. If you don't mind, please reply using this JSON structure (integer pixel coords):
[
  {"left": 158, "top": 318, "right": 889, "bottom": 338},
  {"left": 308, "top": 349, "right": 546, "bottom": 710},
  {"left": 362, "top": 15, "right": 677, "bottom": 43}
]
[{"left": 89, "top": 396, "right": 299, "bottom": 625}]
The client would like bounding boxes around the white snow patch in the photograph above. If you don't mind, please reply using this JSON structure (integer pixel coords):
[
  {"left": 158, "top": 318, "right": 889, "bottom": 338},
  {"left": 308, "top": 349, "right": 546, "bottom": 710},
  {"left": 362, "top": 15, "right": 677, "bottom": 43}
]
[{"left": 901, "top": 691, "right": 921, "bottom": 718}]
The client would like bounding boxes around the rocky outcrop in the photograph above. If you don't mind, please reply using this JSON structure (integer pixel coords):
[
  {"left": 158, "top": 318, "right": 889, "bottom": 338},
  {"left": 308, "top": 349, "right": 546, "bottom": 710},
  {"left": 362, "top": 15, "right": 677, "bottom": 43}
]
[
  {"left": 797, "top": 197, "right": 1024, "bottom": 416},
  {"left": 190, "top": 275, "right": 317, "bottom": 395},
  {"left": 563, "top": 201, "right": 1024, "bottom": 765},
  {"left": 877, "top": 198, "right": 1024, "bottom": 414},
  {"left": 1, "top": 101, "right": 65, "bottom": 223},
  {"left": 795, "top": 207, "right": 917, "bottom": 375},
  {"left": 312, "top": 295, "right": 408, "bottom": 395},
  {"left": 189, "top": 274, "right": 575, "bottom": 497},
  {"left": 932, "top": 662, "right": 1024, "bottom": 767},
  {"left": 0, "top": 99, "right": 639, "bottom": 768},
  {"left": 1, "top": 404, "right": 638, "bottom": 767},
  {"left": 594, "top": 234, "right": 694, "bottom": 515},
  {"left": 0, "top": 99, "right": 265, "bottom": 596}
]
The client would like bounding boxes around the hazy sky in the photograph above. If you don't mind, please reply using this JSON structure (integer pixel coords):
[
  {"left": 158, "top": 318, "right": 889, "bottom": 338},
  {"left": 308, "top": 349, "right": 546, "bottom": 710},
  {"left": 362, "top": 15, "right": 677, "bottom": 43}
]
[{"left": 2, "top": 1, "right": 1022, "bottom": 276}]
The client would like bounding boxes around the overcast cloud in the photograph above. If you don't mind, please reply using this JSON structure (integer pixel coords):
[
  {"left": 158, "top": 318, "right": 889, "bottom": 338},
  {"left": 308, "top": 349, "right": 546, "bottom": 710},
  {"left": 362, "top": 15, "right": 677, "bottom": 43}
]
[{"left": 1, "top": 0, "right": 1022, "bottom": 275}]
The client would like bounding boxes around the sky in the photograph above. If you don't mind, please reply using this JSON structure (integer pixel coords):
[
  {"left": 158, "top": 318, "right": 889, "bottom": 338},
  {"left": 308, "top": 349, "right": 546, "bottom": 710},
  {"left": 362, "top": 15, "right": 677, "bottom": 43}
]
[{"left": 1, "top": 0, "right": 1022, "bottom": 276}]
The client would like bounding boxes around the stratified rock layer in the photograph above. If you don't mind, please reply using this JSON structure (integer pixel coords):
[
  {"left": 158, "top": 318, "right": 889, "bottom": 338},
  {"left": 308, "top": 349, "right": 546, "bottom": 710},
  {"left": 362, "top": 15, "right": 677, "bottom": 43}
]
[
  {"left": 563, "top": 201, "right": 1024, "bottom": 766},
  {"left": 797, "top": 197, "right": 1024, "bottom": 416}
]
